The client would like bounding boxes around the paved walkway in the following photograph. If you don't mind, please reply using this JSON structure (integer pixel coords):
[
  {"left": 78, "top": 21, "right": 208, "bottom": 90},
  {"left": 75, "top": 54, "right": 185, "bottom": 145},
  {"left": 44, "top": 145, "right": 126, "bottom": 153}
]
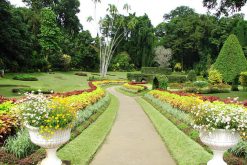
[{"left": 91, "top": 87, "right": 176, "bottom": 165}]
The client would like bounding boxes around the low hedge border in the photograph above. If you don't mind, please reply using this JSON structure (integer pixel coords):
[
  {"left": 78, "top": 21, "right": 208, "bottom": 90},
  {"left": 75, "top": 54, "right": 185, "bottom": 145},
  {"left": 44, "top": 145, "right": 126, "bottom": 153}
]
[{"left": 143, "top": 94, "right": 247, "bottom": 165}]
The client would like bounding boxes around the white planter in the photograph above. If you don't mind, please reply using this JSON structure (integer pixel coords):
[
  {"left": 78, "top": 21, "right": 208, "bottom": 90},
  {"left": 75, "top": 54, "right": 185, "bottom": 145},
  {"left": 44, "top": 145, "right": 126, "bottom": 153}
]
[
  {"left": 200, "top": 129, "right": 240, "bottom": 165},
  {"left": 26, "top": 124, "right": 71, "bottom": 165}
]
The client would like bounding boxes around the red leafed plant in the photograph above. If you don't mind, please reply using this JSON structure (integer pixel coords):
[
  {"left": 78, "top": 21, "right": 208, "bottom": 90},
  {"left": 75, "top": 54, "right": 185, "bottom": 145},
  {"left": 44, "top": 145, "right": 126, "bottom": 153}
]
[
  {"left": 0, "top": 114, "right": 19, "bottom": 144},
  {"left": 0, "top": 96, "right": 16, "bottom": 104}
]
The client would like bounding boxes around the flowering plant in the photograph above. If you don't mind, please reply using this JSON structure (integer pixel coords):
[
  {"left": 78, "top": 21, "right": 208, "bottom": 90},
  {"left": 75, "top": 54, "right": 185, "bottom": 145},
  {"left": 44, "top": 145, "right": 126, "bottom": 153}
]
[
  {"left": 17, "top": 93, "right": 76, "bottom": 135},
  {"left": 192, "top": 101, "right": 247, "bottom": 135}
]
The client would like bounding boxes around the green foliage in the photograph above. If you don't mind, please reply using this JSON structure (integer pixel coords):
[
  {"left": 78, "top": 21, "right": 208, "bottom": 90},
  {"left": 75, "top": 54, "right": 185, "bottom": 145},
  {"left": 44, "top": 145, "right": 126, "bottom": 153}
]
[
  {"left": 155, "top": 75, "right": 168, "bottom": 90},
  {"left": 174, "top": 63, "right": 182, "bottom": 72},
  {"left": 127, "top": 73, "right": 154, "bottom": 83},
  {"left": 4, "top": 129, "right": 38, "bottom": 158},
  {"left": 203, "top": 0, "right": 247, "bottom": 16},
  {"left": 141, "top": 67, "right": 172, "bottom": 75},
  {"left": 60, "top": 54, "right": 71, "bottom": 71},
  {"left": 228, "top": 140, "right": 247, "bottom": 159},
  {"left": 187, "top": 70, "right": 197, "bottom": 82},
  {"left": 193, "top": 81, "right": 208, "bottom": 88},
  {"left": 12, "top": 88, "right": 54, "bottom": 94},
  {"left": 38, "top": 8, "right": 63, "bottom": 68},
  {"left": 87, "top": 76, "right": 107, "bottom": 81},
  {"left": 13, "top": 74, "right": 38, "bottom": 81},
  {"left": 111, "top": 52, "right": 134, "bottom": 71},
  {"left": 0, "top": 101, "right": 13, "bottom": 114},
  {"left": 208, "top": 69, "right": 223, "bottom": 84},
  {"left": 166, "top": 75, "right": 187, "bottom": 83},
  {"left": 214, "top": 34, "right": 247, "bottom": 83},
  {"left": 239, "top": 71, "right": 247, "bottom": 90}
]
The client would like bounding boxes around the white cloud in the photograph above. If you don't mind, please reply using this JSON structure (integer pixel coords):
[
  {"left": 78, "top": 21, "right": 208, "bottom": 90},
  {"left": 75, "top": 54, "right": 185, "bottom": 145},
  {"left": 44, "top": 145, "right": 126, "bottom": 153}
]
[{"left": 8, "top": 0, "right": 247, "bottom": 37}]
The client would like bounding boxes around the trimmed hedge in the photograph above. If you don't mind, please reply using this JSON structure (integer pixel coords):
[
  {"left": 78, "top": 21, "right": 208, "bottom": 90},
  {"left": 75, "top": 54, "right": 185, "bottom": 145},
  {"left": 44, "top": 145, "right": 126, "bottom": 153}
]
[
  {"left": 166, "top": 75, "right": 187, "bottom": 83},
  {"left": 13, "top": 74, "right": 38, "bottom": 81},
  {"left": 141, "top": 67, "right": 172, "bottom": 75},
  {"left": 127, "top": 73, "right": 187, "bottom": 83},
  {"left": 127, "top": 73, "right": 154, "bottom": 83}
]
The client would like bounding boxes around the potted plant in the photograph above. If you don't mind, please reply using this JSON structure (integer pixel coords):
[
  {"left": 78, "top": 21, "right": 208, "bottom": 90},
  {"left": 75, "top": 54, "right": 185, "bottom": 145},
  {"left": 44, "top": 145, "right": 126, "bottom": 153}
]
[
  {"left": 192, "top": 101, "right": 246, "bottom": 165},
  {"left": 17, "top": 92, "right": 76, "bottom": 165}
]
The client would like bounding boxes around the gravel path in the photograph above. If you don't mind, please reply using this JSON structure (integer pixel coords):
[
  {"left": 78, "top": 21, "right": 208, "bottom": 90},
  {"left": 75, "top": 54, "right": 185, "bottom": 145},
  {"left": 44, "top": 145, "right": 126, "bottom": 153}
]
[{"left": 90, "top": 87, "right": 176, "bottom": 165}]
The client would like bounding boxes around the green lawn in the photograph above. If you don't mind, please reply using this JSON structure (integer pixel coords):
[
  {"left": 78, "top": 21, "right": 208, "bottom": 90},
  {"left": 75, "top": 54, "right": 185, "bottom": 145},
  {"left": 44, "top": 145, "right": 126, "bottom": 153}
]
[
  {"left": 58, "top": 94, "right": 119, "bottom": 165},
  {"left": 0, "top": 71, "right": 129, "bottom": 97},
  {"left": 136, "top": 97, "right": 212, "bottom": 165},
  {"left": 204, "top": 90, "right": 247, "bottom": 101}
]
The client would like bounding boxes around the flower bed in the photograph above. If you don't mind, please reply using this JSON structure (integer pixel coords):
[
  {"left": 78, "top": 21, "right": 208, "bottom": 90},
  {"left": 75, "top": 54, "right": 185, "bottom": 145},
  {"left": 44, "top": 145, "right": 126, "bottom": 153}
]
[
  {"left": 147, "top": 90, "right": 247, "bottom": 136},
  {"left": 0, "top": 80, "right": 125, "bottom": 164},
  {"left": 120, "top": 82, "right": 147, "bottom": 93},
  {"left": 143, "top": 94, "right": 247, "bottom": 164},
  {"left": 0, "top": 80, "right": 125, "bottom": 145}
]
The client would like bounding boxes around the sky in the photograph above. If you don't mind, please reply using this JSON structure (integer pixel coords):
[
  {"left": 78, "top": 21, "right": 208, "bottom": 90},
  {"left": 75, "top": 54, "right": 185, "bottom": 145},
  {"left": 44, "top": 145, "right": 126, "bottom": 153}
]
[{"left": 9, "top": 0, "right": 247, "bottom": 37}]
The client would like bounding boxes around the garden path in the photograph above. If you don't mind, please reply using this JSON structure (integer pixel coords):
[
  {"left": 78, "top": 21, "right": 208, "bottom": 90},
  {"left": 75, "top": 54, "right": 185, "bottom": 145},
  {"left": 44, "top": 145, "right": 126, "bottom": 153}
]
[{"left": 90, "top": 87, "right": 176, "bottom": 165}]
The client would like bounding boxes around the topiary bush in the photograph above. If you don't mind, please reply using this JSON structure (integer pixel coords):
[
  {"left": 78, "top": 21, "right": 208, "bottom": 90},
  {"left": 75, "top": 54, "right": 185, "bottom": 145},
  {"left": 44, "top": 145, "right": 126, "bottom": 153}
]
[
  {"left": 239, "top": 71, "right": 247, "bottom": 91},
  {"left": 13, "top": 74, "right": 38, "bottom": 81},
  {"left": 208, "top": 69, "right": 222, "bottom": 84},
  {"left": 213, "top": 34, "right": 247, "bottom": 84},
  {"left": 187, "top": 70, "right": 197, "bottom": 82}
]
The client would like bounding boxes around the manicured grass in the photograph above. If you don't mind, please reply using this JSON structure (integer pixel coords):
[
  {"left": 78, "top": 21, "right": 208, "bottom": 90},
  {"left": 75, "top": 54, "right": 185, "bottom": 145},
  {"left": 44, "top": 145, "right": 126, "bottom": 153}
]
[
  {"left": 136, "top": 97, "right": 212, "bottom": 165},
  {"left": 0, "top": 71, "right": 129, "bottom": 97},
  {"left": 57, "top": 94, "right": 119, "bottom": 165},
  {"left": 204, "top": 90, "right": 247, "bottom": 101}
]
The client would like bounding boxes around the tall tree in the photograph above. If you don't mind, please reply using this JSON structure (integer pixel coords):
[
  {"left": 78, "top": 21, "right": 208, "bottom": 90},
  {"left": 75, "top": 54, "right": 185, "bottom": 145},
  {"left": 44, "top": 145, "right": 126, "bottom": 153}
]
[
  {"left": 38, "top": 8, "right": 63, "bottom": 68},
  {"left": 203, "top": 0, "right": 247, "bottom": 16}
]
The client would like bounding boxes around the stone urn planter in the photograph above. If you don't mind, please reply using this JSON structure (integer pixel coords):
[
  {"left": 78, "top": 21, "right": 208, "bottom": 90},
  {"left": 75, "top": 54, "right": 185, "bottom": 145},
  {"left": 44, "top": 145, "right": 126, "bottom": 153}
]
[
  {"left": 200, "top": 129, "right": 240, "bottom": 165},
  {"left": 26, "top": 124, "right": 71, "bottom": 165}
]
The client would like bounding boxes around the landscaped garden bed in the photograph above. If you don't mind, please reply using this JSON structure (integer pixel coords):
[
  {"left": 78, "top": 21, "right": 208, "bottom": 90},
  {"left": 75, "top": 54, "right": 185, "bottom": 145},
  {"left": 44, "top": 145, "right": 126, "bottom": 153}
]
[
  {"left": 0, "top": 80, "right": 125, "bottom": 164},
  {"left": 143, "top": 89, "right": 247, "bottom": 164}
]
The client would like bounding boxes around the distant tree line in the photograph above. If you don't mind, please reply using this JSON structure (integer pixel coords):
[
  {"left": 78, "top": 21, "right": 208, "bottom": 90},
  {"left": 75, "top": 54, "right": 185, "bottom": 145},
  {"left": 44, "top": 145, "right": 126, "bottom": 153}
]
[{"left": 1, "top": 0, "right": 247, "bottom": 73}]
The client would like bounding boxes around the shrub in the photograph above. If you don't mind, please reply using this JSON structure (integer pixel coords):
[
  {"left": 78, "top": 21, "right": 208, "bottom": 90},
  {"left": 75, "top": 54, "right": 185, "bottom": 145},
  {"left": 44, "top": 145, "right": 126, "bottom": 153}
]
[
  {"left": 187, "top": 70, "right": 197, "bottom": 82},
  {"left": 168, "top": 83, "right": 184, "bottom": 89},
  {"left": 166, "top": 75, "right": 187, "bottom": 83},
  {"left": 141, "top": 67, "right": 172, "bottom": 75},
  {"left": 239, "top": 71, "right": 247, "bottom": 91},
  {"left": 228, "top": 140, "right": 247, "bottom": 159},
  {"left": 12, "top": 88, "right": 54, "bottom": 94},
  {"left": 208, "top": 69, "right": 222, "bottom": 84},
  {"left": 60, "top": 54, "right": 71, "bottom": 71},
  {"left": 75, "top": 72, "right": 87, "bottom": 76},
  {"left": 213, "top": 34, "right": 247, "bottom": 83},
  {"left": 0, "top": 101, "right": 14, "bottom": 114},
  {"left": 111, "top": 52, "right": 135, "bottom": 71},
  {"left": 13, "top": 74, "right": 38, "bottom": 81},
  {"left": 4, "top": 129, "right": 38, "bottom": 158},
  {"left": 87, "top": 76, "right": 107, "bottom": 81},
  {"left": 156, "top": 75, "right": 168, "bottom": 90},
  {"left": 193, "top": 81, "right": 208, "bottom": 88}
]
